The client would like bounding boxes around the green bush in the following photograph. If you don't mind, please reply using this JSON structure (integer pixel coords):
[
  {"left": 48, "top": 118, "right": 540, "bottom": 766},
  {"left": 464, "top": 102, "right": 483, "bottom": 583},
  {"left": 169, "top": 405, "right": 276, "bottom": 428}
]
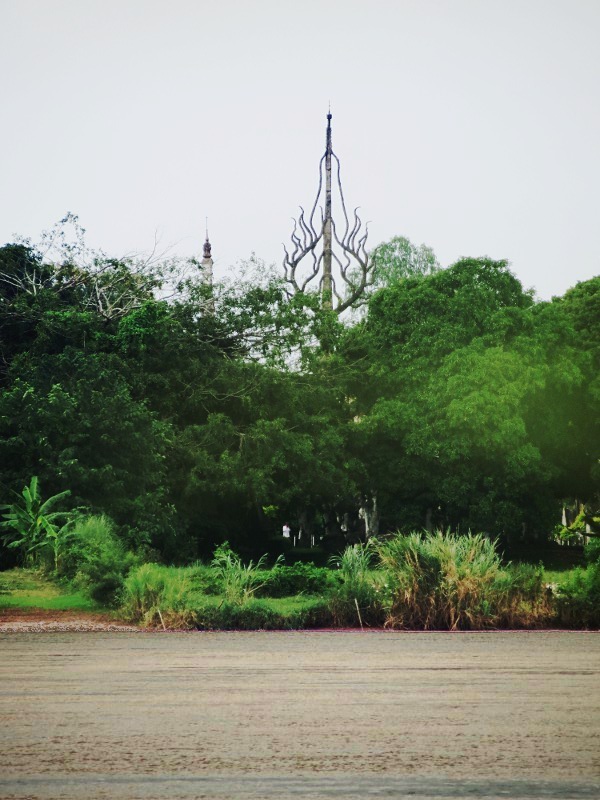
[
  {"left": 498, "top": 562, "right": 545, "bottom": 600},
  {"left": 375, "top": 531, "right": 548, "bottom": 630},
  {"left": 185, "top": 561, "right": 222, "bottom": 595},
  {"left": 193, "top": 598, "right": 332, "bottom": 630},
  {"left": 556, "top": 563, "right": 600, "bottom": 628},
  {"left": 121, "top": 563, "right": 194, "bottom": 626},
  {"left": 193, "top": 600, "right": 282, "bottom": 630},
  {"left": 584, "top": 538, "right": 600, "bottom": 566},
  {"left": 255, "top": 562, "right": 338, "bottom": 598},
  {"left": 64, "top": 515, "right": 136, "bottom": 606}
]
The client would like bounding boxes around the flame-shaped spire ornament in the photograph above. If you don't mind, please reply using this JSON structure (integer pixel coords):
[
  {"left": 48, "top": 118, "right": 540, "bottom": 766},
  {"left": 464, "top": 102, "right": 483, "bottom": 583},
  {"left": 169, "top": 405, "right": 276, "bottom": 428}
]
[{"left": 283, "top": 112, "right": 372, "bottom": 313}]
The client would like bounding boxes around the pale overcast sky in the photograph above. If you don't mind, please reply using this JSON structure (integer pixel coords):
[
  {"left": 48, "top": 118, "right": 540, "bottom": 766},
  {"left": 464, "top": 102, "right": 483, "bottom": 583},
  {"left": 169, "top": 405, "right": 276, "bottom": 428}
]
[{"left": 1, "top": 0, "right": 599, "bottom": 300}]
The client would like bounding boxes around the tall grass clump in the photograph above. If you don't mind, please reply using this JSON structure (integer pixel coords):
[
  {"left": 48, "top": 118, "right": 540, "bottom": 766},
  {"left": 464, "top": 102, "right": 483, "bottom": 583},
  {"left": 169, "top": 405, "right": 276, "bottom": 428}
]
[
  {"left": 122, "top": 563, "right": 194, "bottom": 628},
  {"left": 211, "top": 542, "right": 280, "bottom": 605},
  {"left": 376, "top": 531, "right": 548, "bottom": 630},
  {"left": 328, "top": 543, "right": 384, "bottom": 626}
]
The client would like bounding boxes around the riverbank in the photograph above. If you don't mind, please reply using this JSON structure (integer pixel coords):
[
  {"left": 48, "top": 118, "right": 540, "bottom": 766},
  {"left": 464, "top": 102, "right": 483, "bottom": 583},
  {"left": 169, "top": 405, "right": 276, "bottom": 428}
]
[{"left": 2, "top": 544, "right": 598, "bottom": 631}]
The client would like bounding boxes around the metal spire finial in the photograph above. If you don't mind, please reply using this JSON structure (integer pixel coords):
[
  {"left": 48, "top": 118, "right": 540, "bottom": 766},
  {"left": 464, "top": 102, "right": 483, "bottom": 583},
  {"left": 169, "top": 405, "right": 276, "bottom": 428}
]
[{"left": 282, "top": 111, "right": 372, "bottom": 314}]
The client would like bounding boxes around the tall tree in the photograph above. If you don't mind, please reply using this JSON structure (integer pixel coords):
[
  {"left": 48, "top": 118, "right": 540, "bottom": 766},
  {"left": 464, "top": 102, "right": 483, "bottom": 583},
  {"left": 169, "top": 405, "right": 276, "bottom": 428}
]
[{"left": 343, "top": 258, "right": 566, "bottom": 540}]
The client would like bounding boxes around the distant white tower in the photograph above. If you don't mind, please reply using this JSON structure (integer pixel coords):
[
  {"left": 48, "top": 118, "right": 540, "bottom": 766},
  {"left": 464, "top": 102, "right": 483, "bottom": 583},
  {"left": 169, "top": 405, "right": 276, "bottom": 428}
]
[{"left": 201, "top": 223, "right": 213, "bottom": 287}]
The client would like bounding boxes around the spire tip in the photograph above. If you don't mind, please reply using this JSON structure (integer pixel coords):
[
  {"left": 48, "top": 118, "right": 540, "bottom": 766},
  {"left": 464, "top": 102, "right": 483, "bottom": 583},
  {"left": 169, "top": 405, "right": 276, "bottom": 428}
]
[{"left": 203, "top": 218, "right": 211, "bottom": 259}]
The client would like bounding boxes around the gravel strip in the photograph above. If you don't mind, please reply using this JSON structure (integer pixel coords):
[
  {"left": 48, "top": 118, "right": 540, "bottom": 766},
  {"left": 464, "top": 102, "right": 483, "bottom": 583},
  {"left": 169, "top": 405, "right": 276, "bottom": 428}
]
[{"left": 0, "top": 619, "right": 142, "bottom": 633}]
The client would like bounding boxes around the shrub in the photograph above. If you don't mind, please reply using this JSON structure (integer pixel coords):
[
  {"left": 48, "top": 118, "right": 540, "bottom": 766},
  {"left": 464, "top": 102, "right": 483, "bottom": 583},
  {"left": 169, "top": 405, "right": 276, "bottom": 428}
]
[
  {"left": 584, "top": 538, "right": 600, "bottom": 566},
  {"left": 255, "top": 562, "right": 338, "bottom": 598},
  {"left": 121, "top": 563, "right": 194, "bottom": 627},
  {"left": 504, "top": 562, "right": 545, "bottom": 599},
  {"left": 556, "top": 563, "right": 600, "bottom": 628},
  {"left": 185, "top": 561, "right": 222, "bottom": 595},
  {"left": 65, "top": 515, "right": 136, "bottom": 606},
  {"left": 193, "top": 598, "right": 333, "bottom": 630},
  {"left": 376, "top": 531, "right": 548, "bottom": 630},
  {"left": 193, "top": 600, "right": 282, "bottom": 630}
]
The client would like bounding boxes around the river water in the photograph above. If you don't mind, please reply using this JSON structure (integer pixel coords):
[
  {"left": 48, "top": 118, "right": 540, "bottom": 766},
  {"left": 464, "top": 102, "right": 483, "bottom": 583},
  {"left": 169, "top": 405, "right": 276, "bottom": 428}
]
[{"left": 0, "top": 630, "right": 599, "bottom": 799}]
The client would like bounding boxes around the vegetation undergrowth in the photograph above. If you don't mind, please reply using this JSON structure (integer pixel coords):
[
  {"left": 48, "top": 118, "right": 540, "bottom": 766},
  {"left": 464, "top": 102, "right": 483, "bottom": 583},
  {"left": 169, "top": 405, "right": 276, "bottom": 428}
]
[
  {"left": 254, "top": 562, "right": 338, "bottom": 598},
  {"left": 1, "top": 231, "right": 599, "bottom": 630},
  {"left": 121, "top": 563, "right": 196, "bottom": 628},
  {"left": 375, "top": 531, "right": 552, "bottom": 630},
  {"left": 210, "top": 541, "right": 281, "bottom": 605},
  {"left": 4, "top": 533, "right": 600, "bottom": 631},
  {"left": 0, "top": 568, "right": 102, "bottom": 612},
  {"left": 192, "top": 597, "right": 333, "bottom": 631},
  {"left": 328, "top": 543, "right": 385, "bottom": 626},
  {"left": 62, "top": 515, "right": 137, "bottom": 606},
  {"left": 554, "top": 541, "right": 600, "bottom": 628}
]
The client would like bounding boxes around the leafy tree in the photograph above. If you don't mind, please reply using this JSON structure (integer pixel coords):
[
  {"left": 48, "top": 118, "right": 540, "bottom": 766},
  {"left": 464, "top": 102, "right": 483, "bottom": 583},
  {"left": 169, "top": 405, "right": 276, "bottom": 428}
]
[
  {"left": 370, "top": 235, "right": 440, "bottom": 288},
  {"left": 2, "top": 218, "right": 598, "bottom": 563},
  {"left": 558, "top": 277, "right": 600, "bottom": 499},
  {"left": 343, "top": 258, "right": 562, "bottom": 540}
]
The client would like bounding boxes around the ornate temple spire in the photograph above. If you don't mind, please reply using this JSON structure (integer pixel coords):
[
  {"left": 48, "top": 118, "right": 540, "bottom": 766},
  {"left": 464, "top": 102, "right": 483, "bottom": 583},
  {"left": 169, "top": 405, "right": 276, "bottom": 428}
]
[
  {"left": 283, "top": 111, "right": 372, "bottom": 314},
  {"left": 323, "top": 111, "right": 333, "bottom": 308}
]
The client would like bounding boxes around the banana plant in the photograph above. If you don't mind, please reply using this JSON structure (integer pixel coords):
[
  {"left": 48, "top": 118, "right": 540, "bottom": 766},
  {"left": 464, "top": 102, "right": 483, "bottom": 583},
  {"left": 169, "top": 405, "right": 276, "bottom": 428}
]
[{"left": 1, "top": 477, "right": 74, "bottom": 568}]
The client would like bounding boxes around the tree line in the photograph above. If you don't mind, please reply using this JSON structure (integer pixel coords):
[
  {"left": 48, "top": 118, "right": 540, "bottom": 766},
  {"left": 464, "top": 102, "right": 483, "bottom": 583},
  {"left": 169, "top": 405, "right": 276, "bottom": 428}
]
[{"left": 1, "top": 220, "right": 598, "bottom": 563}]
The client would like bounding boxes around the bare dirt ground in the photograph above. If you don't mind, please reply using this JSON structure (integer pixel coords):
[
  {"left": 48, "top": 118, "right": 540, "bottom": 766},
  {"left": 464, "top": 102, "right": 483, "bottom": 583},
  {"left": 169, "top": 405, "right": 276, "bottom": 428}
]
[{"left": 0, "top": 630, "right": 599, "bottom": 799}]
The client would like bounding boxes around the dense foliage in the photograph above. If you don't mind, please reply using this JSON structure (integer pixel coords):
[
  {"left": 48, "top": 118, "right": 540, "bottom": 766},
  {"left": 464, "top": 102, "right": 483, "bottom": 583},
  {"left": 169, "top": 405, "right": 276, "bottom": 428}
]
[{"left": 1, "top": 221, "right": 598, "bottom": 567}]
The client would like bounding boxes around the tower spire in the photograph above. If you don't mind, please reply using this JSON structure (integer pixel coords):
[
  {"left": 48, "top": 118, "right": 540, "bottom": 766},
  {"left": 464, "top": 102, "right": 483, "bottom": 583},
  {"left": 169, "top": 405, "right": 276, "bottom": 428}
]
[
  {"left": 201, "top": 218, "right": 213, "bottom": 291},
  {"left": 323, "top": 110, "right": 333, "bottom": 308},
  {"left": 282, "top": 110, "right": 372, "bottom": 315},
  {"left": 203, "top": 217, "right": 211, "bottom": 260}
]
